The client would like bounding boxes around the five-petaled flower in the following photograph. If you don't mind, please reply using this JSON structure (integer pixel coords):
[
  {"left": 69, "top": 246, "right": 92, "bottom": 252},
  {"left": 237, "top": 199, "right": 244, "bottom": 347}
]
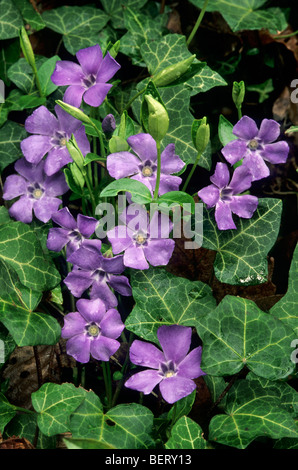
[
  {"left": 61, "top": 298, "right": 125, "bottom": 363},
  {"left": 198, "top": 162, "right": 258, "bottom": 230},
  {"left": 125, "top": 325, "right": 205, "bottom": 404},
  {"left": 3, "top": 158, "right": 68, "bottom": 224},
  {"left": 51, "top": 44, "right": 121, "bottom": 108},
  {"left": 221, "top": 116, "right": 289, "bottom": 181},
  {"left": 107, "top": 133, "right": 185, "bottom": 197},
  {"left": 107, "top": 204, "right": 175, "bottom": 270},
  {"left": 21, "top": 105, "right": 90, "bottom": 176},
  {"left": 64, "top": 239, "right": 132, "bottom": 309},
  {"left": 47, "top": 207, "right": 98, "bottom": 258}
]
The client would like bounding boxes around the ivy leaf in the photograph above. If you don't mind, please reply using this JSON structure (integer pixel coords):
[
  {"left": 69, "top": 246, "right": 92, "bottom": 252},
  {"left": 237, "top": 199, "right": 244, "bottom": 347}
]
[
  {"left": 64, "top": 437, "right": 115, "bottom": 450},
  {"left": 140, "top": 34, "right": 226, "bottom": 96},
  {"left": 100, "top": 178, "right": 153, "bottom": 204},
  {"left": 42, "top": 6, "right": 109, "bottom": 55},
  {"left": 101, "top": 0, "right": 148, "bottom": 29},
  {"left": 125, "top": 267, "right": 216, "bottom": 344},
  {"left": 246, "top": 78, "right": 274, "bottom": 103},
  {"left": 166, "top": 416, "right": 209, "bottom": 449},
  {"left": 196, "top": 295, "right": 295, "bottom": 380},
  {"left": 201, "top": 198, "right": 282, "bottom": 285},
  {"left": 14, "top": 0, "right": 45, "bottom": 33},
  {"left": 0, "top": 120, "right": 27, "bottom": 172},
  {"left": 0, "top": 0, "right": 23, "bottom": 40},
  {"left": 69, "top": 389, "right": 155, "bottom": 449},
  {"left": 167, "top": 391, "right": 196, "bottom": 425},
  {"left": 189, "top": 0, "right": 287, "bottom": 34},
  {"left": 4, "top": 413, "right": 56, "bottom": 449},
  {"left": 0, "top": 221, "right": 60, "bottom": 292},
  {"left": 208, "top": 379, "right": 298, "bottom": 449},
  {"left": 270, "top": 244, "right": 298, "bottom": 335},
  {"left": 0, "top": 392, "right": 17, "bottom": 432},
  {"left": 0, "top": 39, "right": 20, "bottom": 85},
  {"left": 7, "top": 56, "right": 47, "bottom": 94},
  {"left": 31, "top": 383, "right": 85, "bottom": 436}
]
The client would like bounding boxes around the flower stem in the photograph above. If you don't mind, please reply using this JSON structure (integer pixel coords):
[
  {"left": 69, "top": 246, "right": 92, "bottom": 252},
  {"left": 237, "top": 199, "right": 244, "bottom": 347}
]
[
  {"left": 153, "top": 140, "right": 162, "bottom": 201},
  {"left": 182, "top": 150, "right": 202, "bottom": 192},
  {"left": 273, "top": 29, "right": 298, "bottom": 39},
  {"left": 102, "top": 361, "right": 113, "bottom": 410},
  {"left": 124, "top": 87, "right": 146, "bottom": 111},
  {"left": 186, "top": 0, "right": 210, "bottom": 46}
]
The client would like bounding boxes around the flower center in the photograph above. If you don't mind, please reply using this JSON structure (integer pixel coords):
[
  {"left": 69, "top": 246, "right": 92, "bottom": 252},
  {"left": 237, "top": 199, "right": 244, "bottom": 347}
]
[
  {"left": 142, "top": 165, "right": 153, "bottom": 177},
  {"left": 133, "top": 230, "right": 148, "bottom": 245},
  {"left": 60, "top": 137, "right": 67, "bottom": 146},
  {"left": 33, "top": 188, "right": 43, "bottom": 199},
  {"left": 87, "top": 323, "right": 100, "bottom": 337},
  {"left": 248, "top": 138, "right": 259, "bottom": 150},
  {"left": 83, "top": 73, "right": 97, "bottom": 89},
  {"left": 52, "top": 130, "right": 67, "bottom": 147},
  {"left": 164, "top": 370, "right": 175, "bottom": 378},
  {"left": 28, "top": 183, "right": 44, "bottom": 200},
  {"left": 220, "top": 188, "right": 233, "bottom": 202},
  {"left": 159, "top": 360, "right": 177, "bottom": 378},
  {"left": 69, "top": 229, "right": 82, "bottom": 243}
]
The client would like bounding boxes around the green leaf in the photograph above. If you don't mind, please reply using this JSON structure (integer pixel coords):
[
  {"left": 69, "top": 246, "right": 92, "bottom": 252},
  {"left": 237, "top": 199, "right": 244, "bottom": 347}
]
[
  {"left": 270, "top": 244, "right": 298, "bottom": 335},
  {"left": 0, "top": 324, "right": 15, "bottom": 370},
  {"left": 157, "top": 191, "right": 195, "bottom": 213},
  {"left": 0, "top": 0, "right": 23, "bottom": 39},
  {"left": 0, "top": 207, "right": 11, "bottom": 226},
  {"left": 140, "top": 34, "right": 226, "bottom": 96},
  {"left": 166, "top": 416, "right": 208, "bottom": 449},
  {"left": 201, "top": 198, "right": 283, "bottom": 285},
  {"left": 14, "top": 0, "right": 45, "bottom": 33},
  {"left": 0, "top": 221, "right": 60, "bottom": 291},
  {"left": 208, "top": 379, "right": 298, "bottom": 449},
  {"left": 0, "top": 392, "right": 17, "bottom": 432},
  {"left": 64, "top": 437, "right": 115, "bottom": 450},
  {"left": 0, "top": 120, "right": 27, "bottom": 172},
  {"left": 37, "top": 56, "right": 60, "bottom": 96},
  {"left": 4, "top": 413, "right": 56, "bottom": 449},
  {"left": 247, "top": 78, "right": 274, "bottom": 103},
  {"left": 42, "top": 6, "right": 109, "bottom": 55},
  {"left": 196, "top": 295, "right": 295, "bottom": 379},
  {"left": 101, "top": 0, "right": 148, "bottom": 29},
  {"left": 0, "top": 39, "right": 20, "bottom": 85},
  {"left": 69, "top": 389, "right": 154, "bottom": 449},
  {"left": 218, "top": 114, "right": 235, "bottom": 146},
  {"left": 100, "top": 178, "right": 153, "bottom": 204},
  {"left": 7, "top": 56, "right": 47, "bottom": 94},
  {"left": 125, "top": 267, "right": 216, "bottom": 343},
  {"left": 31, "top": 383, "right": 85, "bottom": 436},
  {"left": 189, "top": 0, "right": 287, "bottom": 33},
  {"left": 167, "top": 391, "right": 196, "bottom": 425},
  {"left": 203, "top": 376, "right": 227, "bottom": 409}
]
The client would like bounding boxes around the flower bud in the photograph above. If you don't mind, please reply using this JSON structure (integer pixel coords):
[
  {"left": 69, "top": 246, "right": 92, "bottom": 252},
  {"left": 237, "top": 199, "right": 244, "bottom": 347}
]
[
  {"left": 19, "top": 26, "right": 36, "bottom": 70},
  {"left": 108, "top": 135, "right": 129, "bottom": 153},
  {"left": 192, "top": 117, "right": 210, "bottom": 155},
  {"left": 152, "top": 54, "right": 196, "bottom": 87},
  {"left": 56, "top": 100, "right": 92, "bottom": 125},
  {"left": 232, "top": 81, "right": 245, "bottom": 110},
  {"left": 102, "top": 114, "right": 116, "bottom": 134},
  {"left": 66, "top": 135, "right": 85, "bottom": 173},
  {"left": 109, "top": 40, "right": 121, "bottom": 59},
  {"left": 144, "top": 94, "right": 169, "bottom": 142}
]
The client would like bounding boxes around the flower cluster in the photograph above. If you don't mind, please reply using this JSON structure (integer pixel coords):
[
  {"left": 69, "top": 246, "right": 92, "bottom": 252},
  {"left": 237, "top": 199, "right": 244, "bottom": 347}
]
[{"left": 198, "top": 115, "right": 289, "bottom": 230}]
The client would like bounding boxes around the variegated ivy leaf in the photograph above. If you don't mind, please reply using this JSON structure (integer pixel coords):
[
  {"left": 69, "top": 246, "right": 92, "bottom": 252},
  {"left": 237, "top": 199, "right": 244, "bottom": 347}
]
[
  {"left": 42, "top": 6, "right": 109, "bottom": 55},
  {"left": 196, "top": 295, "right": 295, "bottom": 380},
  {"left": 0, "top": 393, "right": 17, "bottom": 432},
  {"left": 69, "top": 389, "right": 155, "bottom": 449},
  {"left": 125, "top": 267, "right": 216, "bottom": 344},
  {"left": 189, "top": 0, "right": 287, "bottom": 34},
  {"left": 31, "top": 383, "right": 86, "bottom": 436},
  {"left": 14, "top": 0, "right": 45, "bottom": 33},
  {"left": 166, "top": 416, "right": 209, "bottom": 449},
  {"left": 0, "top": 120, "right": 27, "bottom": 172},
  {"left": 208, "top": 379, "right": 298, "bottom": 449},
  {"left": 0, "top": 0, "right": 23, "bottom": 40},
  {"left": 201, "top": 198, "right": 282, "bottom": 285},
  {"left": 101, "top": 0, "right": 148, "bottom": 30},
  {"left": 270, "top": 244, "right": 298, "bottom": 335}
]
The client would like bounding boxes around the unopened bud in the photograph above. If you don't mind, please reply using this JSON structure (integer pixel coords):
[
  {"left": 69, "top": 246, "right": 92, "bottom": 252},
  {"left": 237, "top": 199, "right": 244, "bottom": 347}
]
[
  {"left": 195, "top": 117, "right": 210, "bottom": 155},
  {"left": 56, "top": 100, "right": 92, "bottom": 125},
  {"left": 232, "top": 81, "right": 245, "bottom": 110},
  {"left": 66, "top": 135, "right": 85, "bottom": 172},
  {"left": 102, "top": 114, "right": 116, "bottom": 134},
  {"left": 152, "top": 55, "right": 196, "bottom": 87},
  {"left": 109, "top": 40, "right": 121, "bottom": 59},
  {"left": 19, "top": 26, "right": 36, "bottom": 69},
  {"left": 109, "top": 135, "right": 129, "bottom": 153},
  {"left": 144, "top": 94, "right": 169, "bottom": 142}
]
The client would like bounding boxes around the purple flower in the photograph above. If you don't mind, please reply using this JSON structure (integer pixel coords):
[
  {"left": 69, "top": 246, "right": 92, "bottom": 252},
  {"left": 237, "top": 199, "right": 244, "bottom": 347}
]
[
  {"left": 51, "top": 44, "right": 121, "bottom": 108},
  {"left": 47, "top": 207, "right": 98, "bottom": 257},
  {"left": 61, "top": 298, "right": 124, "bottom": 363},
  {"left": 198, "top": 162, "right": 258, "bottom": 230},
  {"left": 64, "top": 240, "right": 132, "bottom": 309},
  {"left": 3, "top": 158, "right": 68, "bottom": 224},
  {"left": 107, "top": 204, "right": 175, "bottom": 270},
  {"left": 221, "top": 116, "right": 289, "bottom": 181},
  {"left": 107, "top": 133, "right": 185, "bottom": 197},
  {"left": 125, "top": 325, "right": 205, "bottom": 404},
  {"left": 20, "top": 105, "right": 90, "bottom": 176}
]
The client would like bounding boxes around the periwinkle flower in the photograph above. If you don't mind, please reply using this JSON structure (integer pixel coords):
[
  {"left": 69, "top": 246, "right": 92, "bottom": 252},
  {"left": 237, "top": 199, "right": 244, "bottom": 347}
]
[
  {"left": 47, "top": 207, "right": 98, "bottom": 257},
  {"left": 51, "top": 44, "right": 121, "bottom": 108},
  {"left": 198, "top": 162, "right": 258, "bottom": 230},
  {"left": 107, "top": 205, "right": 175, "bottom": 270},
  {"left": 221, "top": 116, "right": 289, "bottom": 181},
  {"left": 3, "top": 158, "right": 68, "bottom": 224},
  {"left": 20, "top": 105, "right": 90, "bottom": 176},
  {"left": 107, "top": 133, "right": 185, "bottom": 196},
  {"left": 61, "top": 298, "right": 125, "bottom": 363},
  {"left": 125, "top": 325, "right": 205, "bottom": 404},
  {"left": 64, "top": 240, "right": 132, "bottom": 309}
]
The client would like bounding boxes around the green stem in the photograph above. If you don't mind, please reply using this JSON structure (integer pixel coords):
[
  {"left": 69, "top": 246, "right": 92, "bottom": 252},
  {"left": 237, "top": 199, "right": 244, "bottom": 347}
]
[
  {"left": 14, "top": 406, "right": 35, "bottom": 415},
  {"left": 186, "top": 0, "right": 210, "bottom": 46},
  {"left": 182, "top": 150, "right": 202, "bottom": 192},
  {"left": 102, "top": 361, "right": 112, "bottom": 410},
  {"left": 153, "top": 140, "right": 161, "bottom": 201},
  {"left": 237, "top": 105, "right": 242, "bottom": 120},
  {"left": 273, "top": 29, "right": 298, "bottom": 39},
  {"left": 32, "top": 63, "right": 44, "bottom": 98},
  {"left": 85, "top": 172, "right": 96, "bottom": 215},
  {"left": 124, "top": 87, "right": 146, "bottom": 111}
]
